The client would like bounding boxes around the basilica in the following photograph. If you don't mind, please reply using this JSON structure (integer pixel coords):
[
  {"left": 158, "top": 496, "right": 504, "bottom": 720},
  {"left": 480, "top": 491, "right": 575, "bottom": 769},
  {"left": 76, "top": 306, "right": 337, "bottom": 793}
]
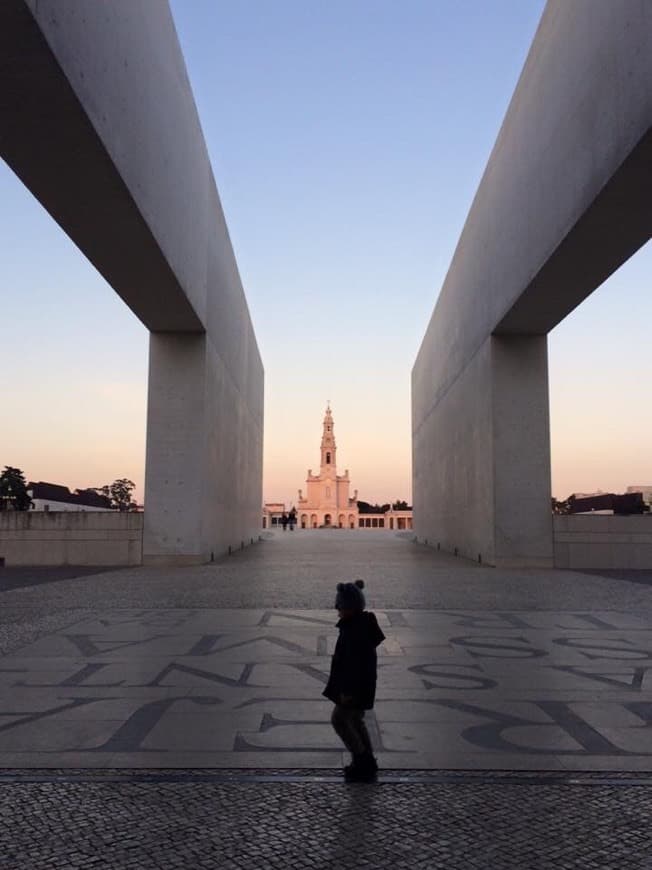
[
  {"left": 262, "top": 404, "right": 413, "bottom": 531},
  {"left": 296, "top": 404, "right": 359, "bottom": 529}
]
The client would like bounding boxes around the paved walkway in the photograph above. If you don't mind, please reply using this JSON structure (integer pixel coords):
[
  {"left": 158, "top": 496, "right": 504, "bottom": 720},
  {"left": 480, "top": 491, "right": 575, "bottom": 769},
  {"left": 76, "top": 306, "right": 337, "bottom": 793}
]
[
  {"left": 1, "top": 531, "right": 652, "bottom": 771},
  {"left": 2, "top": 531, "right": 652, "bottom": 866},
  {"left": 4, "top": 530, "right": 652, "bottom": 614},
  {"left": 3, "top": 770, "right": 651, "bottom": 869},
  {"left": 2, "top": 603, "right": 652, "bottom": 771}
]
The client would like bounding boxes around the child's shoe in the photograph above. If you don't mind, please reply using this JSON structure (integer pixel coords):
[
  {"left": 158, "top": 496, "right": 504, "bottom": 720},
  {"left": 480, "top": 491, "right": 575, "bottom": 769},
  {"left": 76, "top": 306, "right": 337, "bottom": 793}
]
[{"left": 344, "top": 753, "right": 378, "bottom": 782}]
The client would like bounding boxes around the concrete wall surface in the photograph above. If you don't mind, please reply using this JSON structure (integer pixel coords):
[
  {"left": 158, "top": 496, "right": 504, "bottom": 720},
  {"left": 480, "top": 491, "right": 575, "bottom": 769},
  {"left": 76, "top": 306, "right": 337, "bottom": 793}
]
[
  {"left": 0, "top": 512, "right": 143, "bottom": 567},
  {"left": 413, "top": 0, "right": 652, "bottom": 566},
  {"left": 554, "top": 515, "right": 652, "bottom": 570},
  {"left": 0, "top": 1, "right": 264, "bottom": 563}
]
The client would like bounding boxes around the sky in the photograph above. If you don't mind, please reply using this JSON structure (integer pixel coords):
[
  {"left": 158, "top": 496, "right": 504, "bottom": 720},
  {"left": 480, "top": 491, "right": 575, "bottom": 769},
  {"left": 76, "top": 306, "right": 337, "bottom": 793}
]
[{"left": 1, "top": 0, "right": 650, "bottom": 507}]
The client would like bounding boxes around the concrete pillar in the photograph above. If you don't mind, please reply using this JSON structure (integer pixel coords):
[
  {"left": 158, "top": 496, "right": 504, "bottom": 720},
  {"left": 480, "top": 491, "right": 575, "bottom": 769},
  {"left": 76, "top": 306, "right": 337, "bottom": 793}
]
[
  {"left": 491, "top": 335, "right": 552, "bottom": 567},
  {"left": 413, "top": 334, "right": 552, "bottom": 567},
  {"left": 143, "top": 332, "right": 263, "bottom": 565},
  {"left": 143, "top": 334, "right": 208, "bottom": 565}
]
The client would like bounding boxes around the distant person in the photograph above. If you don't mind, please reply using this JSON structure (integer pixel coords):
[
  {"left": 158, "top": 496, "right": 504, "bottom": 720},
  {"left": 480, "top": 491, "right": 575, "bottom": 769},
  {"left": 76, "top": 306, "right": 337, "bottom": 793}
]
[
  {"left": 289, "top": 510, "right": 296, "bottom": 531},
  {"left": 323, "top": 580, "right": 385, "bottom": 781},
  {"left": 281, "top": 512, "right": 288, "bottom": 531}
]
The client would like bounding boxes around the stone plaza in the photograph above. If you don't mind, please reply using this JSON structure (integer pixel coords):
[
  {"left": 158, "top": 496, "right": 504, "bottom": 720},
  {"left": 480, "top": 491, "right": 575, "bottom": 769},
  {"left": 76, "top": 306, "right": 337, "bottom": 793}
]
[
  {"left": 2, "top": 531, "right": 652, "bottom": 772},
  {"left": 2, "top": 531, "right": 652, "bottom": 866}
]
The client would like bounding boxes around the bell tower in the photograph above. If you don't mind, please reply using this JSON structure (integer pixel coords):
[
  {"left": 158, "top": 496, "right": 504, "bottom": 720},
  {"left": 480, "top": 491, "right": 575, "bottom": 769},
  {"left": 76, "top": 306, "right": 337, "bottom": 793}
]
[
  {"left": 297, "top": 402, "right": 358, "bottom": 526},
  {"left": 320, "top": 403, "right": 337, "bottom": 472}
]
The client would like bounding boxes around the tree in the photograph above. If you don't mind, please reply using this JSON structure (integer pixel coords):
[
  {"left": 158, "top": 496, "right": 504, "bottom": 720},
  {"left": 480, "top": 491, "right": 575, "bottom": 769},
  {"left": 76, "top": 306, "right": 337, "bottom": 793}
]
[
  {"left": 357, "top": 501, "right": 390, "bottom": 514},
  {"left": 0, "top": 466, "right": 32, "bottom": 511},
  {"left": 393, "top": 500, "right": 409, "bottom": 510},
  {"left": 110, "top": 478, "right": 136, "bottom": 511},
  {"left": 91, "top": 485, "right": 112, "bottom": 502},
  {"left": 93, "top": 479, "right": 136, "bottom": 511}
]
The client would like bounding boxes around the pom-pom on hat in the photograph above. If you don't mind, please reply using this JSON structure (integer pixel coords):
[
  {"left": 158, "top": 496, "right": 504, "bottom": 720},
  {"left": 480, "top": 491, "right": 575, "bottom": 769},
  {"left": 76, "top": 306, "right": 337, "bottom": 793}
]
[{"left": 335, "top": 579, "right": 366, "bottom": 611}]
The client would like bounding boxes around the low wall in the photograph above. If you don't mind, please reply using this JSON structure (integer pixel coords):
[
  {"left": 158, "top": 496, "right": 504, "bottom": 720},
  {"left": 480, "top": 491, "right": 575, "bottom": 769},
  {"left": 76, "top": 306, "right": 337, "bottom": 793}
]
[
  {"left": 0, "top": 511, "right": 143, "bottom": 567},
  {"left": 553, "top": 515, "right": 652, "bottom": 570}
]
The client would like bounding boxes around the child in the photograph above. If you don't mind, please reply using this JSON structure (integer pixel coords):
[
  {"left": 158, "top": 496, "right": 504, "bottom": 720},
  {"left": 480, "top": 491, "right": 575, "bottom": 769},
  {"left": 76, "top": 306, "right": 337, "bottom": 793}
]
[{"left": 323, "top": 579, "right": 386, "bottom": 781}]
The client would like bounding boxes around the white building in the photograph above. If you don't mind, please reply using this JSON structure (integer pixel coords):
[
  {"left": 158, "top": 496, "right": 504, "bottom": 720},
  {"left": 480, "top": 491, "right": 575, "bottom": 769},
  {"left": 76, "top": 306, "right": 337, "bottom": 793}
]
[
  {"left": 262, "top": 405, "right": 414, "bottom": 531},
  {"left": 297, "top": 405, "right": 359, "bottom": 529},
  {"left": 262, "top": 502, "right": 295, "bottom": 529},
  {"left": 358, "top": 508, "right": 413, "bottom": 531}
]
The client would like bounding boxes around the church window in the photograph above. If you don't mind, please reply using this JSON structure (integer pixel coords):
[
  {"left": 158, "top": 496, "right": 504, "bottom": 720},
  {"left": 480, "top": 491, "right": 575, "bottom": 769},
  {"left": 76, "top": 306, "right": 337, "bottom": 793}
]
[{"left": 326, "top": 452, "right": 331, "bottom": 464}]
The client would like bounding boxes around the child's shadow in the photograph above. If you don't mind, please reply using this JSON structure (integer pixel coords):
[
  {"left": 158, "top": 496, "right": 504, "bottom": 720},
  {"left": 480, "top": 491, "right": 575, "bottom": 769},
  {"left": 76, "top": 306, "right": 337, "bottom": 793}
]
[{"left": 329, "top": 780, "right": 382, "bottom": 865}]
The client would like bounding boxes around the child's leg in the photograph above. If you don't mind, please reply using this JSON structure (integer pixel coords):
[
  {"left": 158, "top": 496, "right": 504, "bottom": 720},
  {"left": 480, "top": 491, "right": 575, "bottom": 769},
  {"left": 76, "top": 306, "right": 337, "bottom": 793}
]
[
  {"left": 331, "top": 704, "right": 366, "bottom": 756},
  {"left": 344, "top": 709, "right": 378, "bottom": 779},
  {"left": 353, "top": 711, "right": 374, "bottom": 757}
]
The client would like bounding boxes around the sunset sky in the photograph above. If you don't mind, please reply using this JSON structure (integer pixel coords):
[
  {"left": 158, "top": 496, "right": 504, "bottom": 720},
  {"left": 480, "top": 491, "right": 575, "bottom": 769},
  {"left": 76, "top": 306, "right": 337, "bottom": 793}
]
[{"left": 1, "top": 0, "right": 650, "bottom": 508}]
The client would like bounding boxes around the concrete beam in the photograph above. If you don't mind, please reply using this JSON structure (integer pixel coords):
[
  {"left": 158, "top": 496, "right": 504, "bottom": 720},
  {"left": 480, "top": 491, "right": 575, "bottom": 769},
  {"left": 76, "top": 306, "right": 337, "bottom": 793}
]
[
  {"left": 0, "top": 1, "right": 264, "bottom": 563},
  {"left": 0, "top": 0, "right": 203, "bottom": 332},
  {"left": 413, "top": 0, "right": 652, "bottom": 566}
]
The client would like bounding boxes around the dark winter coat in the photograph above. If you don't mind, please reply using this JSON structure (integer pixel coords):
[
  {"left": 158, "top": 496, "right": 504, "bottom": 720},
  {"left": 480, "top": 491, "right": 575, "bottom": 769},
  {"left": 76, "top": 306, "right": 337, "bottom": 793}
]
[{"left": 323, "top": 611, "right": 386, "bottom": 710}]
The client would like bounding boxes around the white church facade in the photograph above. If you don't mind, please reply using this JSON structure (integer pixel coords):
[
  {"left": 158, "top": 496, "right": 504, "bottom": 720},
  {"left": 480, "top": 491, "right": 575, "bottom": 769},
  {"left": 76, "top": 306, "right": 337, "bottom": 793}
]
[
  {"left": 262, "top": 404, "right": 413, "bottom": 531},
  {"left": 297, "top": 404, "right": 359, "bottom": 529}
]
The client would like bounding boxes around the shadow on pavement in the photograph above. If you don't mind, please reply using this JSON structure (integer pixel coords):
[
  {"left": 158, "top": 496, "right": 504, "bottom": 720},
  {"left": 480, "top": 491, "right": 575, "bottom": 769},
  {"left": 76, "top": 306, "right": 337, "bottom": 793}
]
[
  {"left": 0, "top": 566, "right": 120, "bottom": 592},
  {"left": 579, "top": 569, "right": 652, "bottom": 588}
]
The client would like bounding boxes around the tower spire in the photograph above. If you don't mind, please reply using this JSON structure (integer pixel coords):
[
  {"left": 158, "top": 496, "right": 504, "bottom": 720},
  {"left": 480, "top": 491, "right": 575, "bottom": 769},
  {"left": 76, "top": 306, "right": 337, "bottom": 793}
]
[{"left": 321, "top": 402, "right": 336, "bottom": 471}]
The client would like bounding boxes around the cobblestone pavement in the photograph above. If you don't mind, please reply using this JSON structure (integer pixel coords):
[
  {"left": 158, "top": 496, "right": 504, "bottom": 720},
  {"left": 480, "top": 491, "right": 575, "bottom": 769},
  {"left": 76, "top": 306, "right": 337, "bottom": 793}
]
[{"left": 2, "top": 770, "right": 651, "bottom": 869}]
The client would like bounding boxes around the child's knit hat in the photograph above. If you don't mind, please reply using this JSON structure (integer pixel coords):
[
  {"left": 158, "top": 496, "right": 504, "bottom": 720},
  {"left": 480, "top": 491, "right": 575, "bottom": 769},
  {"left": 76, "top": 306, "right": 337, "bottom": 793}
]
[{"left": 335, "top": 579, "right": 365, "bottom": 611}]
